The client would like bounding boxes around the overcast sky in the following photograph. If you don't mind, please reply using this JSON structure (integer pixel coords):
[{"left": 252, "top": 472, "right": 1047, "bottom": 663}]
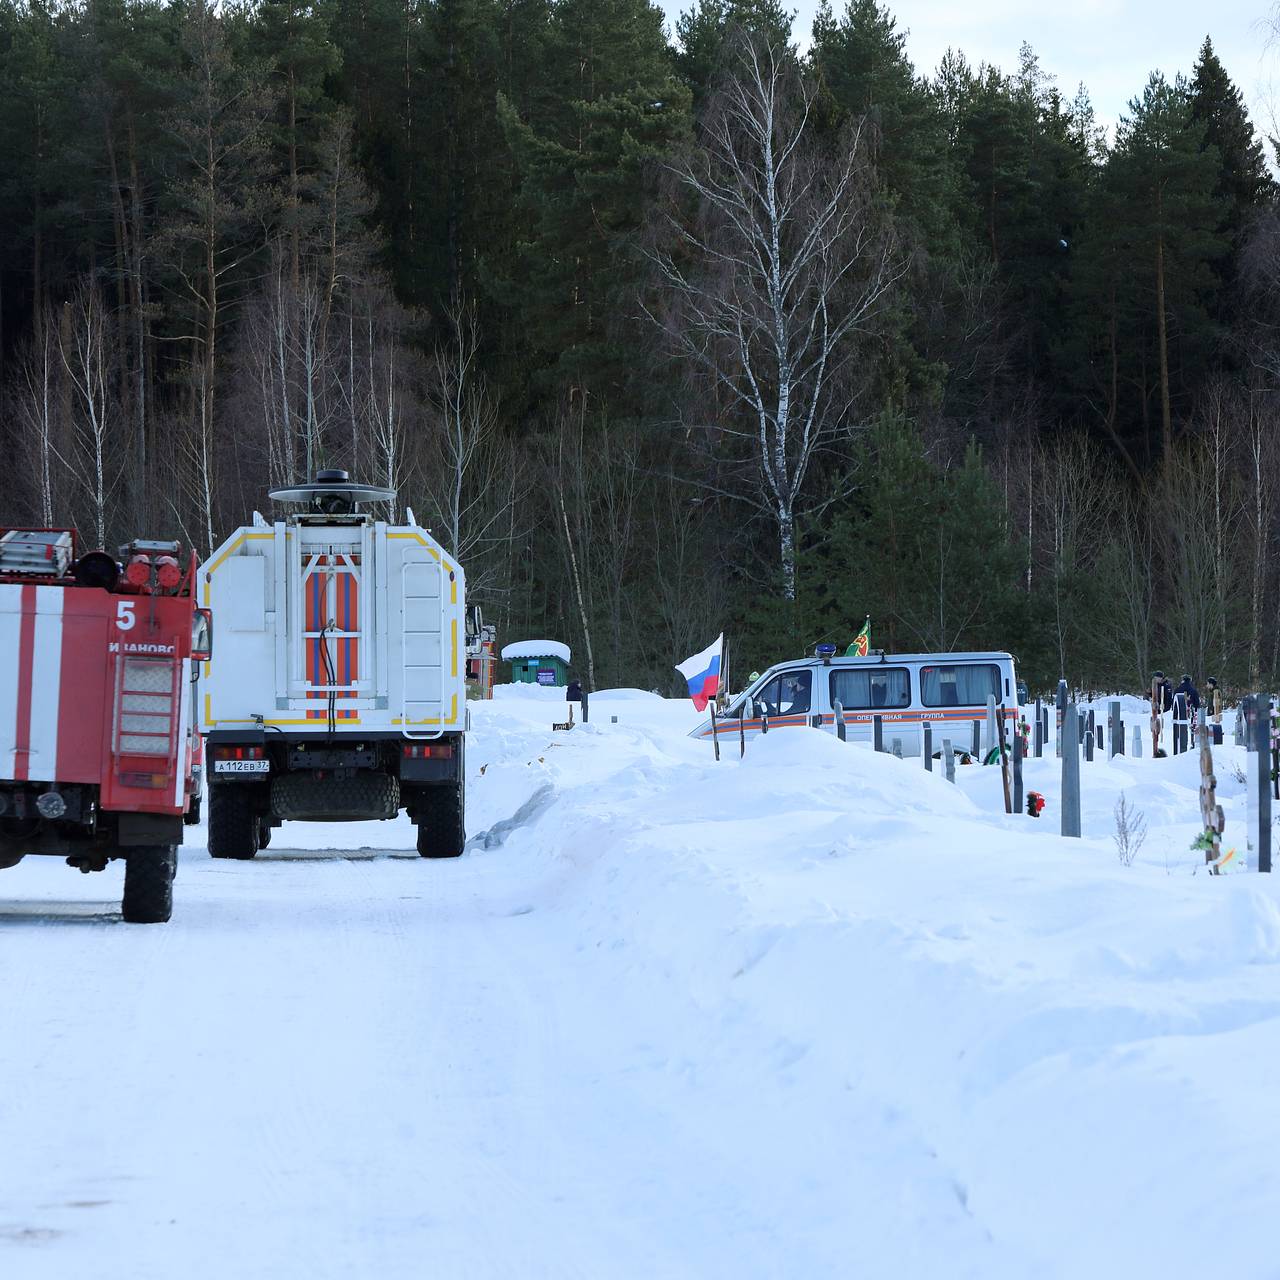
[{"left": 658, "top": 1, "right": 1280, "bottom": 135}]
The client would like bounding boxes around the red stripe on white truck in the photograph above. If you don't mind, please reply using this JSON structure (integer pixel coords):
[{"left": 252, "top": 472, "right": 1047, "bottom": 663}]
[{"left": 56, "top": 592, "right": 106, "bottom": 785}]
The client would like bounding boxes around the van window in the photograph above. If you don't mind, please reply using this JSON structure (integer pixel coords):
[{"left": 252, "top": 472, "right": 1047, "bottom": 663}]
[
  {"left": 830, "top": 667, "right": 910, "bottom": 710},
  {"left": 920, "top": 663, "right": 1001, "bottom": 707},
  {"left": 754, "top": 670, "right": 812, "bottom": 716}
]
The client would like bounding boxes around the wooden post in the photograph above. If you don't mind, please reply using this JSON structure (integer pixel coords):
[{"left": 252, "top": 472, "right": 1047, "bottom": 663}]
[
  {"left": 942, "top": 739, "right": 956, "bottom": 783},
  {"left": 923, "top": 721, "right": 933, "bottom": 772},
  {"left": 1061, "top": 703, "right": 1081, "bottom": 838},
  {"left": 1084, "top": 711, "right": 1095, "bottom": 763},
  {"left": 581, "top": 688, "right": 590, "bottom": 724},
  {"left": 1056, "top": 679, "right": 1067, "bottom": 758},
  {"left": 1198, "top": 708, "right": 1226, "bottom": 872},
  {"left": 984, "top": 694, "right": 998, "bottom": 755},
  {"left": 1108, "top": 700, "right": 1121, "bottom": 758},
  {"left": 708, "top": 704, "right": 721, "bottom": 762},
  {"left": 833, "top": 699, "right": 846, "bottom": 744},
  {"left": 1033, "top": 698, "right": 1044, "bottom": 757},
  {"left": 971, "top": 719, "right": 980, "bottom": 758},
  {"left": 873, "top": 715, "right": 883, "bottom": 752}
]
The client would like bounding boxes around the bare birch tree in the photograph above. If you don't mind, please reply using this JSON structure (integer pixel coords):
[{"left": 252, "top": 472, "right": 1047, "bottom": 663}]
[
  {"left": 426, "top": 297, "right": 496, "bottom": 558},
  {"left": 15, "top": 304, "right": 59, "bottom": 527},
  {"left": 645, "top": 37, "right": 900, "bottom": 599},
  {"left": 58, "top": 284, "right": 117, "bottom": 550}
]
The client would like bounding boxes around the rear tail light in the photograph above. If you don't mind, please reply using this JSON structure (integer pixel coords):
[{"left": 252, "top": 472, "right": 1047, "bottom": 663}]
[
  {"left": 120, "top": 771, "right": 168, "bottom": 789},
  {"left": 402, "top": 743, "right": 453, "bottom": 759},
  {"left": 214, "top": 745, "right": 264, "bottom": 760}
]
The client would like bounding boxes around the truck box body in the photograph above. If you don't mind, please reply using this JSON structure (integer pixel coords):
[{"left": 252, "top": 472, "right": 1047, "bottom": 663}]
[{"left": 200, "top": 519, "right": 466, "bottom": 739}]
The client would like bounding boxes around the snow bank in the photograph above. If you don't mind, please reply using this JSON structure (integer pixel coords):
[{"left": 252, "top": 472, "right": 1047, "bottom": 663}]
[{"left": 3, "top": 688, "right": 1279, "bottom": 1278}]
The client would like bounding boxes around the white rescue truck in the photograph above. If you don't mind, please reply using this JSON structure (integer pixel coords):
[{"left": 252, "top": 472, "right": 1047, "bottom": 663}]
[
  {"left": 200, "top": 472, "right": 469, "bottom": 858},
  {"left": 694, "top": 648, "right": 1020, "bottom": 756}
]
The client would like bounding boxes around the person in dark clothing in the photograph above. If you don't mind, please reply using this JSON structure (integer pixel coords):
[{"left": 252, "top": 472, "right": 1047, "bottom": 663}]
[
  {"left": 1177, "top": 674, "right": 1201, "bottom": 712},
  {"left": 566, "top": 679, "right": 583, "bottom": 703},
  {"left": 1151, "top": 671, "right": 1173, "bottom": 714}
]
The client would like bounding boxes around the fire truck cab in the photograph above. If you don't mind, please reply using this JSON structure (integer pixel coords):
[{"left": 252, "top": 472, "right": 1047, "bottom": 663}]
[
  {"left": 200, "top": 472, "right": 469, "bottom": 858},
  {"left": 0, "top": 529, "right": 210, "bottom": 922}
]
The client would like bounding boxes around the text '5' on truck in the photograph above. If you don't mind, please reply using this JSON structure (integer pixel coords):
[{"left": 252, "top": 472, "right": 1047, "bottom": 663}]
[
  {"left": 200, "top": 471, "right": 471, "bottom": 859},
  {"left": 0, "top": 529, "right": 212, "bottom": 923}
]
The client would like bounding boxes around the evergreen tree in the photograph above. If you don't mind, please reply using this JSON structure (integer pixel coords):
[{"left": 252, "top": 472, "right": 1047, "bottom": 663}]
[
  {"left": 1093, "top": 73, "right": 1226, "bottom": 461},
  {"left": 809, "top": 0, "right": 950, "bottom": 244},
  {"left": 813, "top": 415, "right": 1025, "bottom": 655},
  {"left": 498, "top": 0, "right": 690, "bottom": 409},
  {"left": 1189, "top": 36, "right": 1274, "bottom": 296},
  {"left": 673, "top": 0, "right": 793, "bottom": 105},
  {"left": 257, "top": 0, "right": 343, "bottom": 283}
]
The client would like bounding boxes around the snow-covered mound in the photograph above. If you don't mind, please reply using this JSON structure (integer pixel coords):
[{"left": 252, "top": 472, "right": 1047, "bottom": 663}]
[
  {"left": 499, "top": 639, "right": 571, "bottom": 663},
  {"left": 1, "top": 683, "right": 1277, "bottom": 1278}
]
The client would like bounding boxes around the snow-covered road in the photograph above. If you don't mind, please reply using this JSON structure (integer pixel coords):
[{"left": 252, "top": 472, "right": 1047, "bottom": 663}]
[{"left": 3, "top": 688, "right": 1280, "bottom": 1278}]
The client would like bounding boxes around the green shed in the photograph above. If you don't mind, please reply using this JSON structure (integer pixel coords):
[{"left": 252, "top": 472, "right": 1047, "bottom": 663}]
[{"left": 501, "top": 640, "right": 572, "bottom": 687}]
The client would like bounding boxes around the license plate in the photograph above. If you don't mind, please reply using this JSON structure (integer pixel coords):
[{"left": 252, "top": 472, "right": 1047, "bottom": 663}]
[{"left": 213, "top": 759, "right": 269, "bottom": 774}]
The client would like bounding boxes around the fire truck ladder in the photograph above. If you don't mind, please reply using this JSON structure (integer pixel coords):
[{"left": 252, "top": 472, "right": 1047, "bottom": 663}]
[
  {"left": 113, "top": 655, "right": 181, "bottom": 780},
  {"left": 400, "top": 556, "right": 446, "bottom": 740}
]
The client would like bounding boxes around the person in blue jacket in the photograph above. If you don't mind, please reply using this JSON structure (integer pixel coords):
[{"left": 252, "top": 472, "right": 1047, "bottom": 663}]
[{"left": 1177, "top": 673, "right": 1201, "bottom": 712}]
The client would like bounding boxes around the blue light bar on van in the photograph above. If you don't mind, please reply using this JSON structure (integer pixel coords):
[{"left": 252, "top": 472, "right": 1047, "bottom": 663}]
[{"left": 815, "top": 643, "right": 837, "bottom": 662}]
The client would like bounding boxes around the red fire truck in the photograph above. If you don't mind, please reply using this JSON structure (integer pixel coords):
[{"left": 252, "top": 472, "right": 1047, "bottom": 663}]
[{"left": 0, "top": 529, "right": 211, "bottom": 922}]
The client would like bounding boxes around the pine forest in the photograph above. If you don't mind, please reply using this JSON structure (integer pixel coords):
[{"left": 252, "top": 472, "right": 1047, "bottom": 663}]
[{"left": 1, "top": 0, "right": 1277, "bottom": 695}]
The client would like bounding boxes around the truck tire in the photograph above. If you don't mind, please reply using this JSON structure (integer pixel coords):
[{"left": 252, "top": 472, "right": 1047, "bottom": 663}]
[
  {"left": 271, "top": 772, "right": 399, "bottom": 821},
  {"left": 122, "top": 844, "right": 176, "bottom": 923},
  {"left": 184, "top": 794, "right": 202, "bottom": 826},
  {"left": 208, "top": 785, "right": 259, "bottom": 859},
  {"left": 257, "top": 819, "right": 272, "bottom": 849},
  {"left": 416, "top": 783, "right": 465, "bottom": 859}
]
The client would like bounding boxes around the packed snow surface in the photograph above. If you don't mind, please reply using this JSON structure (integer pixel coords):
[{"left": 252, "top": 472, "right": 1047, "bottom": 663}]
[
  {"left": 499, "top": 639, "right": 571, "bottom": 664},
  {"left": 2, "top": 687, "right": 1278, "bottom": 1278}
]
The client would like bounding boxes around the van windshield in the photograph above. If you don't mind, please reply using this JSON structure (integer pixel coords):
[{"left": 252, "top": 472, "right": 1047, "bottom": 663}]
[
  {"left": 920, "top": 663, "right": 1001, "bottom": 707},
  {"left": 754, "top": 670, "right": 812, "bottom": 716}
]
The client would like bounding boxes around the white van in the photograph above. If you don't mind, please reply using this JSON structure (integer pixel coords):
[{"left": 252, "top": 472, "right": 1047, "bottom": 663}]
[{"left": 693, "top": 650, "right": 1020, "bottom": 756}]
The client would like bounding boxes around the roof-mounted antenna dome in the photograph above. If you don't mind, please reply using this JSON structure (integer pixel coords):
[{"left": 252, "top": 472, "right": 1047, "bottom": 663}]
[{"left": 268, "top": 470, "right": 397, "bottom": 516}]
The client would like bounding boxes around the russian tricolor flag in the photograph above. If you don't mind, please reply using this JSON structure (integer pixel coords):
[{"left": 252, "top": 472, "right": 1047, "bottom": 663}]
[{"left": 676, "top": 634, "right": 723, "bottom": 712}]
